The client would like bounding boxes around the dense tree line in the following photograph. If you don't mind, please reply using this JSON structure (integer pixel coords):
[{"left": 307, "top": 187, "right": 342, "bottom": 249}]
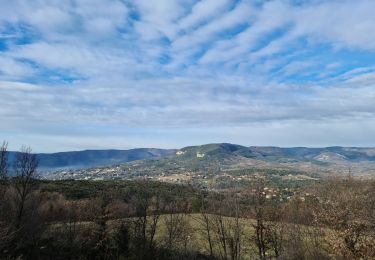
[{"left": 1, "top": 142, "right": 375, "bottom": 259}]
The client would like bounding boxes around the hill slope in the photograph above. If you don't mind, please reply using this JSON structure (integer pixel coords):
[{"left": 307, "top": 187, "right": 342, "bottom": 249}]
[
  {"left": 8, "top": 148, "right": 176, "bottom": 171},
  {"left": 46, "top": 144, "right": 375, "bottom": 183}
]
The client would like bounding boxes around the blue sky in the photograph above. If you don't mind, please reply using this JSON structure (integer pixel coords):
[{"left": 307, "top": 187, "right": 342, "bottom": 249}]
[{"left": 1, "top": 0, "right": 375, "bottom": 152}]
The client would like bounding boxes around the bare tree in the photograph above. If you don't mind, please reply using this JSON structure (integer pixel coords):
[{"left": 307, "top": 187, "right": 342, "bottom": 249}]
[
  {"left": 0, "top": 146, "right": 45, "bottom": 258},
  {"left": 131, "top": 192, "right": 149, "bottom": 258},
  {"left": 0, "top": 142, "right": 8, "bottom": 199},
  {"left": 0, "top": 141, "right": 7, "bottom": 180},
  {"left": 163, "top": 199, "right": 190, "bottom": 251},
  {"left": 91, "top": 194, "right": 117, "bottom": 260},
  {"left": 209, "top": 191, "right": 242, "bottom": 260},
  {"left": 195, "top": 193, "right": 214, "bottom": 258},
  {"left": 12, "top": 146, "right": 39, "bottom": 229},
  {"left": 0, "top": 142, "right": 13, "bottom": 255},
  {"left": 148, "top": 192, "right": 164, "bottom": 254},
  {"left": 130, "top": 181, "right": 163, "bottom": 259},
  {"left": 212, "top": 213, "right": 228, "bottom": 260},
  {"left": 250, "top": 179, "right": 267, "bottom": 260},
  {"left": 228, "top": 194, "right": 242, "bottom": 260}
]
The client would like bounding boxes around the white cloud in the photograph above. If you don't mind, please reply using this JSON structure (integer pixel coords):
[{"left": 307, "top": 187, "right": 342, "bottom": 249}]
[
  {"left": 0, "top": 56, "right": 34, "bottom": 79},
  {"left": 281, "top": 60, "right": 316, "bottom": 76},
  {"left": 198, "top": 1, "right": 291, "bottom": 65},
  {"left": 177, "top": 0, "right": 233, "bottom": 33},
  {"left": 292, "top": 0, "right": 375, "bottom": 51},
  {"left": 1, "top": 0, "right": 375, "bottom": 151},
  {"left": 167, "top": 1, "right": 254, "bottom": 69},
  {"left": 132, "top": 0, "right": 188, "bottom": 40}
]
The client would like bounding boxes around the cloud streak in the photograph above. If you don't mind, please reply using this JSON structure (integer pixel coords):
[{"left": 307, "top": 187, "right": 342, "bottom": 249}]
[{"left": 0, "top": 0, "right": 375, "bottom": 151}]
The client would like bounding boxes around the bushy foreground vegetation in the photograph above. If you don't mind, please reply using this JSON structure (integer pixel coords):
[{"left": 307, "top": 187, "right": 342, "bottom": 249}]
[{"left": 1, "top": 142, "right": 375, "bottom": 259}]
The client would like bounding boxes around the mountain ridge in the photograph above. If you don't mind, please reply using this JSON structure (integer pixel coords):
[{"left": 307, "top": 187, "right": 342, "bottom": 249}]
[
  {"left": 7, "top": 148, "right": 176, "bottom": 171},
  {"left": 7, "top": 143, "right": 375, "bottom": 174}
]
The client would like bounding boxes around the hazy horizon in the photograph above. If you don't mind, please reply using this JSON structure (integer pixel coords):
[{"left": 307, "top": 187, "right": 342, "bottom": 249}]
[{"left": 5, "top": 142, "right": 375, "bottom": 154}]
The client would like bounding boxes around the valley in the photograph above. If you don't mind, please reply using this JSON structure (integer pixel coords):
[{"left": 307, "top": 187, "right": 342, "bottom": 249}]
[{"left": 45, "top": 143, "right": 375, "bottom": 191}]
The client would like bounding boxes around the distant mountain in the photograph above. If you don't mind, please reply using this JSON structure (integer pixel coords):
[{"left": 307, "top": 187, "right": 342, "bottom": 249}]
[
  {"left": 8, "top": 143, "right": 375, "bottom": 179},
  {"left": 175, "top": 143, "right": 375, "bottom": 163},
  {"left": 176, "top": 143, "right": 249, "bottom": 159},
  {"left": 47, "top": 143, "right": 375, "bottom": 182},
  {"left": 8, "top": 148, "right": 176, "bottom": 172},
  {"left": 157, "top": 143, "right": 375, "bottom": 175}
]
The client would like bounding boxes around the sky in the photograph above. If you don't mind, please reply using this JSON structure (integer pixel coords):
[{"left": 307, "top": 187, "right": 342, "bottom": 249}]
[{"left": 1, "top": 0, "right": 375, "bottom": 152}]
